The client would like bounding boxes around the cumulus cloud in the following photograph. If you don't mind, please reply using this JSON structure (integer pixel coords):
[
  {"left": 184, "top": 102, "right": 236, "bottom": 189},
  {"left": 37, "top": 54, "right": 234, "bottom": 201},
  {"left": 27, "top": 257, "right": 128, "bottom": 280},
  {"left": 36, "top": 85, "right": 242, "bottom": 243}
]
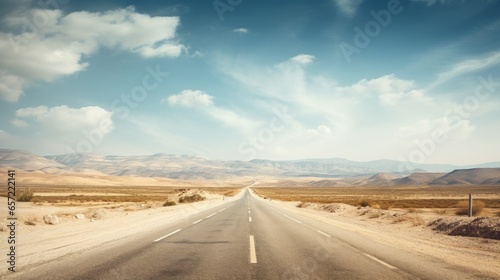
[
  {"left": 336, "top": 74, "right": 430, "bottom": 106},
  {"left": 165, "top": 90, "right": 214, "bottom": 107},
  {"left": 0, "top": 6, "right": 185, "bottom": 102},
  {"left": 289, "top": 54, "right": 315, "bottom": 65},
  {"left": 233, "top": 28, "right": 249, "bottom": 34},
  {"left": 305, "top": 125, "right": 333, "bottom": 138},
  {"left": 15, "top": 105, "right": 114, "bottom": 134},
  {"left": 332, "top": 0, "right": 363, "bottom": 17}
]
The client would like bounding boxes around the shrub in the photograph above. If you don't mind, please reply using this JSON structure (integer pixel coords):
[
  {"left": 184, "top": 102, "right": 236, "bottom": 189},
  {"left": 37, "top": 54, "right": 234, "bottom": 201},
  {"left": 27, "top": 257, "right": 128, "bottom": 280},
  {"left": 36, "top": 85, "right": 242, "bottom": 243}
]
[
  {"left": 163, "top": 200, "right": 176, "bottom": 207},
  {"left": 455, "top": 200, "right": 485, "bottom": 216},
  {"left": 17, "top": 188, "right": 34, "bottom": 202},
  {"left": 179, "top": 194, "right": 205, "bottom": 203},
  {"left": 356, "top": 198, "right": 376, "bottom": 208},
  {"left": 392, "top": 214, "right": 424, "bottom": 226},
  {"left": 297, "top": 202, "right": 308, "bottom": 208}
]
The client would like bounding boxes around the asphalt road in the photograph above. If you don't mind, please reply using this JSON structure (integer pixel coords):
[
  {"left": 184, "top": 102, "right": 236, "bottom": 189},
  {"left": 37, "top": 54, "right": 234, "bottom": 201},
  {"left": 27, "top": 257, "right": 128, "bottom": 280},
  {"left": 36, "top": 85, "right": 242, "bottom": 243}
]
[{"left": 11, "top": 188, "right": 494, "bottom": 280}]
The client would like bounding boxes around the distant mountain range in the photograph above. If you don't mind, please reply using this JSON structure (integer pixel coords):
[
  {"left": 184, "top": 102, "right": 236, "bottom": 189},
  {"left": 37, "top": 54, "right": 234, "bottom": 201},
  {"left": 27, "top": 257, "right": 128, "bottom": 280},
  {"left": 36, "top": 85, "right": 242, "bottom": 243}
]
[{"left": 1, "top": 149, "right": 500, "bottom": 185}]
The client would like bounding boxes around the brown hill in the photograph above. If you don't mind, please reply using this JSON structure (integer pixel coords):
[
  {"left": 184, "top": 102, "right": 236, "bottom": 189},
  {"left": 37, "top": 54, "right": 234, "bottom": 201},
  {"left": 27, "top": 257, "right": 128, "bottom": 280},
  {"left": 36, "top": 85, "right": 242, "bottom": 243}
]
[
  {"left": 431, "top": 168, "right": 500, "bottom": 185},
  {"left": 393, "top": 173, "right": 446, "bottom": 185}
]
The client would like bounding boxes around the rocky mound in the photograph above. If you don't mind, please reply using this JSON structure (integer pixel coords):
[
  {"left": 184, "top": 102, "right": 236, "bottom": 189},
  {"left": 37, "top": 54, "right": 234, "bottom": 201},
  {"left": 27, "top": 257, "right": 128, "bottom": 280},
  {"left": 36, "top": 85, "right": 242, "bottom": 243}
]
[{"left": 429, "top": 217, "right": 500, "bottom": 240}]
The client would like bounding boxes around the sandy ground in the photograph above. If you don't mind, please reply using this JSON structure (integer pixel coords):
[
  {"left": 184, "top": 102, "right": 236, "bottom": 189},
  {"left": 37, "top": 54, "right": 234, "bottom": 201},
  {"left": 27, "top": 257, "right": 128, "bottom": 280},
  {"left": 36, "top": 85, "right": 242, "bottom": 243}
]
[
  {"left": 0, "top": 189, "right": 245, "bottom": 276},
  {"left": 249, "top": 190, "right": 500, "bottom": 277}
]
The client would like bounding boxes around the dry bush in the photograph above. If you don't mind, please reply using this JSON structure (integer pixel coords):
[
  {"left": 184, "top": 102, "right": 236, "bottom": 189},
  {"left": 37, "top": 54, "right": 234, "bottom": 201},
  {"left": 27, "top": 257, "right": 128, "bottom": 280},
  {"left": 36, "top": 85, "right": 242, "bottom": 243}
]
[
  {"left": 17, "top": 188, "right": 34, "bottom": 202},
  {"left": 297, "top": 202, "right": 308, "bottom": 208},
  {"left": 455, "top": 200, "right": 485, "bottom": 216},
  {"left": 163, "top": 200, "right": 176, "bottom": 207},
  {"left": 356, "top": 198, "right": 377, "bottom": 208},
  {"left": 179, "top": 194, "right": 205, "bottom": 203},
  {"left": 24, "top": 216, "right": 39, "bottom": 226},
  {"left": 392, "top": 214, "right": 424, "bottom": 226},
  {"left": 434, "top": 209, "right": 447, "bottom": 215}
]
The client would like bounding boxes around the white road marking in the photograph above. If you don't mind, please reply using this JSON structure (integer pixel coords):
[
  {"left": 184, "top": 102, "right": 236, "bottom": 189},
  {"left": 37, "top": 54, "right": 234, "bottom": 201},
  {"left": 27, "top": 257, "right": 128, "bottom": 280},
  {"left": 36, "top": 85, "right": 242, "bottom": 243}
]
[
  {"left": 154, "top": 229, "right": 181, "bottom": 242},
  {"left": 249, "top": 235, "right": 257, "bottom": 263},
  {"left": 364, "top": 253, "right": 397, "bottom": 270},
  {"left": 282, "top": 213, "right": 302, "bottom": 224},
  {"left": 248, "top": 210, "right": 251, "bottom": 214},
  {"left": 206, "top": 213, "right": 216, "bottom": 218},
  {"left": 192, "top": 219, "right": 203, "bottom": 225},
  {"left": 316, "top": 230, "right": 331, "bottom": 237},
  {"left": 218, "top": 209, "right": 225, "bottom": 213},
  {"left": 249, "top": 217, "right": 252, "bottom": 222}
]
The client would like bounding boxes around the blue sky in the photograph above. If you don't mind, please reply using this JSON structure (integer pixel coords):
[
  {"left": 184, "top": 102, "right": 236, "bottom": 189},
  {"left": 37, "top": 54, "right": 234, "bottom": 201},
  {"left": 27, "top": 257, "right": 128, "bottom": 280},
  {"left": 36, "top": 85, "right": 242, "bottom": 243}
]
[{"left": 0, "top": 0, "right": 499, "bottom": 165}]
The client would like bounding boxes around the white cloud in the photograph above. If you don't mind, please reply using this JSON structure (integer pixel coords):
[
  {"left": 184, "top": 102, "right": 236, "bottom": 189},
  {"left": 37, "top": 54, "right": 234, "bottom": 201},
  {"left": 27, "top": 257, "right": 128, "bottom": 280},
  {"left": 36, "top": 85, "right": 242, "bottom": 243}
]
[
  {"left": 332, "top": 0, "right": 363, "bottom": 17},
  {"left": 434, "top": 51, "right": 500, "bottom": 86},
  {"left": 233, "top": 28, "right": 249, "bottom": 34},
  {"left": 0, "top": 6, "right": 184, "bottom": 102},
  {"left": 10, "top": 119, "right": 27, "bottom": 127},
  {"left": 336, "top": 74, "right": 431, "bottom": 106},
  {"left": 216, "top": 55, "right": 444, "bottom": 161},
  {"left": 305, "top": 125, "right": 333, "bottom": 138},
  {"left": 290, "top": 54, "right": 315, "bottom": 65},
  {"left": 166, "top": 90, "right": 258, "bottom": 133},
  {"left": 165, "top": 90, "right": 214, "bottom": 107},
  {"left": 16, "top": 105, "right": 114, "bottom": 134}
]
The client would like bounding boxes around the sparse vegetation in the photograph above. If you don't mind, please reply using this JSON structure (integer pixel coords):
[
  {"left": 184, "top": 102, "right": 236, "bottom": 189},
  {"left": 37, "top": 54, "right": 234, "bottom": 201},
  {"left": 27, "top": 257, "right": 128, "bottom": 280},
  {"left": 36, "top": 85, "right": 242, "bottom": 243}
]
[
  {"left": 357, "top": 198, "right": 372, "bottom": 207},
  {"left": 163, "top": 200, "right": 176, "bottom": 207},
  {"left": 179, "top": 194, "right": 205, "bottom": 203},
  {"left": 253, "top": 186, "right": 500, "bottom": 210},
  {"left": 392, "top": 214, "right": 425, "bottom": 226},
  {"left": 455, "top": 200, "right": 485, "bottom": 216},
  {"left": 297, "top": 201, "right": 308, "bottom": 208},
  {"left": 17, "top": 188, "right": 34, "bottom": 202},
  {"left": 24, "top": 216, "right": 39, "bottom": 226}
]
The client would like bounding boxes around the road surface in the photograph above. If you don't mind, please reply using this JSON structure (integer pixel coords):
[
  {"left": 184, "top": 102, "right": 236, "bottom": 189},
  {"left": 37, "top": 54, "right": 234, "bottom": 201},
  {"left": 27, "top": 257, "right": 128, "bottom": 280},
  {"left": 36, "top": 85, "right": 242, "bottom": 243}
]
[{"left": 11, "top": 188, "right": 493, "bottom": 279}]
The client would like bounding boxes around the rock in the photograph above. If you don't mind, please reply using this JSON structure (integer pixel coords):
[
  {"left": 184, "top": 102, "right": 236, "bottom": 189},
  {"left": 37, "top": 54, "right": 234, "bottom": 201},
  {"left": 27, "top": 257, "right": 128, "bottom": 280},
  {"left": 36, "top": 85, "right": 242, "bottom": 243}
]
[
  {"left": 75, "top": 213, "right": 85, "bottom": 220},
  {"left": 43, "top": 215, "right": 59, "bottom": 225}
]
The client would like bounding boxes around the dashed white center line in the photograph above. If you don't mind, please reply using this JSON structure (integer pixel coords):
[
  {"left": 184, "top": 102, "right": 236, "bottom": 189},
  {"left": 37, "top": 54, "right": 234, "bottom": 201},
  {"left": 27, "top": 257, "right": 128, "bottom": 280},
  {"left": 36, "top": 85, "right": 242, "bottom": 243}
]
[
  {"left": 249, "top": 235, "right": 257, "bottom": 263},
  {"left": 218, "top": 209, "right": 225, "bottom": 213},
  {"left": 206, "top": 213, "right": 216, "bottom": 218},
  {"left": 364, "top": 253, "right": 397, "bottom": 270},
  {"left": 249, "top": 217, "right": 252, "bottom": 222},
  {"left": 192, "top": 219, "right": 203, "bottom": 225},
  {"left": 154, "top": 229, "right": 181, "bottom": 243},
  {"left": 248, "top": 210, "right": 251, "bottom": 214}
]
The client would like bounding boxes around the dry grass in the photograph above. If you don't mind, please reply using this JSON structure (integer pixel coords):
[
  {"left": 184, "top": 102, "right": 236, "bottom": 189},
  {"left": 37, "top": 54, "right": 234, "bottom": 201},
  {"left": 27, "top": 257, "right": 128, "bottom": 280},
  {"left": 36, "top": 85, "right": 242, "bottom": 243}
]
[
  {"left": 179, "top": 194, "right": 205, "bottom": 203},
  {"left": 163, "top": 200, "right": 176, "bottom": 207},
  {"left": 392, "top": 214, "right": 425, "bottom": 226},
  {"left": 0, "top": 185, "right": 242, "bottom": 206},
  {"left": 17, "top": 188, "right": 34, "bottom": 202},
  {"left": 253, "top": 186, "right": 500, "bottom": 211},
  {"left": 23, "top": 216, "right": 39, "bottom": 226},
  {"left": 455, "top": 200, "right": 486, "bottom": 216},
  {"left": 297, "top": 201, "right": 308, "bottom": 208}
]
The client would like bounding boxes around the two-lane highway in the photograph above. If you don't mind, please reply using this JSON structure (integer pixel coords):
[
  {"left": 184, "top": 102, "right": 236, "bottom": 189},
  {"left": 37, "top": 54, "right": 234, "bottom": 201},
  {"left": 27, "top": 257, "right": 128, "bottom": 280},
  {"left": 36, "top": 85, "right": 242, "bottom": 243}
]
[{"left": 12, "top": 188, "right": 495, "bottom": 279}]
